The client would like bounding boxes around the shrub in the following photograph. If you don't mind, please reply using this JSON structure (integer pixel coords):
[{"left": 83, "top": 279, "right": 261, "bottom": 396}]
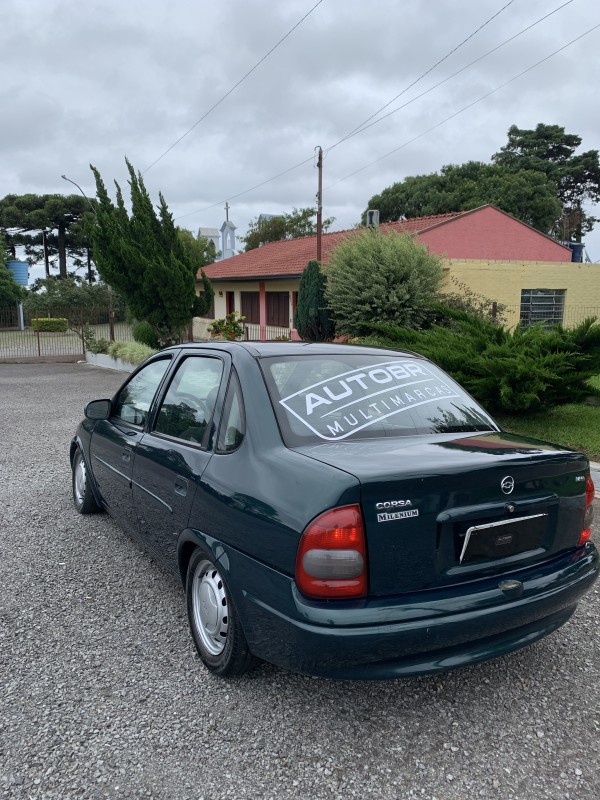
[
  {"left": 132, "top": 320, "right": 160, "bottom": 349},
  {"left": 360, "top": 311, "right": 600, "bottom": 413},
  {"left": 209, "top": 312, "right": 245, "bottom": 340},
  {"left": 106, "top": 341, "right": 157, "bottom": 365},
  {"left": 294, "top": 260, "right": 334, "bottom": 341},
  {"left": 31, "top": 317, "right": 68, "bottom": 332},
  {"left": 325, "top": 228, "right": 443, "bottom": 336}
]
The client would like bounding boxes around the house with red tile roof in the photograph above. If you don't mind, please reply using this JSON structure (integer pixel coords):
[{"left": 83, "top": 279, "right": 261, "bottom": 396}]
[{"left": 196, "top": 205, "right": 598, "bottom": 339}]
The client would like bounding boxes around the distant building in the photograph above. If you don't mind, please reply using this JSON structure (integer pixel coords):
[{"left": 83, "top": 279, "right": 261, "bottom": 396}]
[{"left": 197, "top": 227, "right": 220, "bottom": 253}]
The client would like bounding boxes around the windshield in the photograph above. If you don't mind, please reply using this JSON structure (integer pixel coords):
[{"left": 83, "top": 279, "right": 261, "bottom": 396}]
[{"left": 260, "top": 353, "right": 498, "bottom": 446}]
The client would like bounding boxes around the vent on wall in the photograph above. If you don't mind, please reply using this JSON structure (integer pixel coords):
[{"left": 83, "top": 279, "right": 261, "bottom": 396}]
[{"left": 366, "top": 209, "right": 380, "bottom": 227}]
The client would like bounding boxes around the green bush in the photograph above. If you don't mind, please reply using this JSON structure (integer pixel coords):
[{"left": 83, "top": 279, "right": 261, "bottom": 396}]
[
  {"left": 106, "top": 341, "right": 157, "bottom": 365},
  {"left": 132, "top": 320, "right": 160, "bottom": 349},
  {"left": 87, "top": 336, "right": 110, "bottom": 354},
  {"left": 31, "top": 317, "right": 68, "bottom": 332},
  {"left": 325, "top": 228, "right": 443, "bottom": 336},
  {"left": 361, "top": 311, "right": 600, "bottom": 413}
]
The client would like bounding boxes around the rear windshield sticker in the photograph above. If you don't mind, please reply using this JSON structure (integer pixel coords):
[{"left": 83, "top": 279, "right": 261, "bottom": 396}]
[{"left": 279, "top": 360, "right": 460, "bottom": 441}]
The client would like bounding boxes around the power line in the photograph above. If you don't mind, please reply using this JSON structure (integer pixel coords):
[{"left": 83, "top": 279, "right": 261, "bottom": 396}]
[
  {"left": 175, "top": 155, "right": 315, "bottom": 220},
  {"left": 175, "top": 3, "right": 580, "bottom": 224},
  {"left": 327, "top": 0, "right": 574, "bottom": 151},
  {"left": 329, "top": 0, "right": 517, "bottom": 152},
  {"left": 142, "top": 0, "right": 325, "bottom": 175},
  {"left": 326, "top": 22, "right": 600, "bottom": 190}
]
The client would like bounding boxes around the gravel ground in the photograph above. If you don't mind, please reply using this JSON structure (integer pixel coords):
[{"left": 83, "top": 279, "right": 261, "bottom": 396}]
[{"left": 1, "top": 362, "right": 599, "bottom": 800}]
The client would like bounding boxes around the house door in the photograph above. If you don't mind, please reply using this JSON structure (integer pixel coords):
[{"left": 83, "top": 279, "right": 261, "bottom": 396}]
[
  {"left": 241, "top": 291, "right": 259, "bottom": 324},
  {"left": 267, "top": 292, "right": 290, "bottom": 328}
]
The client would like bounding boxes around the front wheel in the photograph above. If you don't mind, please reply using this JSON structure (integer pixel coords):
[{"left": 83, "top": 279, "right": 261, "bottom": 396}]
[
  {"left": 186, "top": 548, "right": 256, "bottom": 677},
  {"left": 72, "top": 449, "right": 101, "bottom": 514}
]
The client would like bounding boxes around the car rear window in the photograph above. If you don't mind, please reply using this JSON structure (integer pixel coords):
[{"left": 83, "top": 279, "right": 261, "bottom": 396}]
[{"left": 260, "top": 354, "right": 497, "bottom": 446}]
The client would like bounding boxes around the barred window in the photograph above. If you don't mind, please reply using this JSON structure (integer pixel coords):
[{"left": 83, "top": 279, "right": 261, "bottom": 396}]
[{"left": 520, "top": 289, "right": 565, "bottom": 327}]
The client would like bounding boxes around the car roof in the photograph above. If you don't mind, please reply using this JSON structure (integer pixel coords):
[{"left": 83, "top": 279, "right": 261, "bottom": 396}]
[{"left": 164, "top": 341, "right": 421, "bottom": 359}]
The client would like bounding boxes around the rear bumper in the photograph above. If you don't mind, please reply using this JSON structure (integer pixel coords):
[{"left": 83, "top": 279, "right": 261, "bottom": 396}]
[{"left": 227, "top": 543, "right": 599, "bottom": 679}]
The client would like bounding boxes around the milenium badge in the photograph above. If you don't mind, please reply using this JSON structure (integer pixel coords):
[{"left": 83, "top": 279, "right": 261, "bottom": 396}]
[{"left": 377, "top": 509, "right": 419, "bottom": 523}]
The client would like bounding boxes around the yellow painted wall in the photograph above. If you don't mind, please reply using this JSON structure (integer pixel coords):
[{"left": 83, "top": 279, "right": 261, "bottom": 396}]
[{"left": 442, "top": 259, "right": 600, "bottom": 327}]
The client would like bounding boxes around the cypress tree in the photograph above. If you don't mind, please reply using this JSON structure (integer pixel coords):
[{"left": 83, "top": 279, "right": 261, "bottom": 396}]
[
  {"left": 91, "top": 160, "right": 212, "bottom": 345},
  {"left": 294, "top": 260, "right": 334, "bottom": 341}
]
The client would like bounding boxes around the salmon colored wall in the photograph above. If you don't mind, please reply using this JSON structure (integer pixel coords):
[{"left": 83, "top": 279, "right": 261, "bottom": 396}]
[{"left": 420, "top": 207, "right": 571, "bottom": 263}]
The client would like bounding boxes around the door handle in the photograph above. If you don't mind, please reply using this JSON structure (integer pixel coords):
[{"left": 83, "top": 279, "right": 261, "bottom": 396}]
[{"left": 174, "top": 476, "right": 189, "bottom": 497}]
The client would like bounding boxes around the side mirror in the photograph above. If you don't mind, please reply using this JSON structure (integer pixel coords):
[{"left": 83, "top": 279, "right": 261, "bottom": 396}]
[{"left": 85, "top": 399, "right": 112, "bottom": 420}]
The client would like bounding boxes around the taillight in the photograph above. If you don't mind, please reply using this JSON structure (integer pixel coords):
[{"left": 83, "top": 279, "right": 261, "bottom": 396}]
[
  {"left": 579, "top": 475, "right": 595, "bottom": 546},
  {"left": 295, "top": 505, "right": 367, "bottom": 599}
]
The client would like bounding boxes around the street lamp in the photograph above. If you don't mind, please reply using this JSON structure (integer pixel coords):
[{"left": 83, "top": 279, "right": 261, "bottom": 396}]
[{"left": 61, "top": 173, "right": 114, "bottom": 340}]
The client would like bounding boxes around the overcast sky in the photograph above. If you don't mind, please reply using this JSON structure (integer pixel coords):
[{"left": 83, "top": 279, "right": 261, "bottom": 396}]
[{"left": 2, "top": 0, "right": 599, "bottom": 284}]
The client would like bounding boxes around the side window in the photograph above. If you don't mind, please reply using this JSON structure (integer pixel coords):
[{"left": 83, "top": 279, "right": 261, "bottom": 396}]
[
  {"left": 217, "top": 371, "right": 245, "bottom": 452},
  {"left": 113, "top": 358, "right": 171, "bottom": 427},
  {"left": 154, "top": 356, "right": 223, "bottom": 445}
]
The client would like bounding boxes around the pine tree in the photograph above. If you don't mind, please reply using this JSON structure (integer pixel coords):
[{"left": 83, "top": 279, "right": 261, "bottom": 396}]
[{"left": 294, "top": 260, "right": 334, "bottom": 341}]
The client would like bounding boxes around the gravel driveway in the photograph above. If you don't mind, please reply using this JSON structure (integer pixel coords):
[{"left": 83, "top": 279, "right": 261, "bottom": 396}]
[{"left": 1, "top": 363, "right": 599, "bottom": 800}]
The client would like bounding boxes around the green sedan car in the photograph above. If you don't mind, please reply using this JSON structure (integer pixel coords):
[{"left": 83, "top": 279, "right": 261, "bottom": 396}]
[{"left": 70, "top": 342, "right": 598, "bottom": 678}]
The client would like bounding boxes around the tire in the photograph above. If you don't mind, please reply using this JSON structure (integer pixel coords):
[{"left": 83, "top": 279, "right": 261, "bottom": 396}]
[
  {"left": 72, "top": 448, "right": 101, "bottom": 514},
  {"left": 186, "top": 548, "right": 256, "bottom": 677}
]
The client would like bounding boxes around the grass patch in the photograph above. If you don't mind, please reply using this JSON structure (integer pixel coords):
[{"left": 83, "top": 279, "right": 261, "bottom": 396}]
[{"left": 496, "top": 404, "right": 600, "bottom": 462}]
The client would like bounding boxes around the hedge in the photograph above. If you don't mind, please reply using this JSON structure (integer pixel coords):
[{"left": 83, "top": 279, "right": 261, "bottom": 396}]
[{"left": 31, "top": 317, "right": 68, "bottom": 332}]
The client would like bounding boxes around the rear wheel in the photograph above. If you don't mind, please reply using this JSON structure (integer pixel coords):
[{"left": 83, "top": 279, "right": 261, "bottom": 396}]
[
  {"left": 72, "top": 449, "right": 101, "bottom": 514},
  {"left": 186, "top": 548, "right": 256, "bottom": 676}
]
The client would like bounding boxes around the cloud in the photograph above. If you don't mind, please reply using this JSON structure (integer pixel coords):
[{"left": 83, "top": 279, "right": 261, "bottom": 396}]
[{"left": 1, "top": 0, "right": 599, "bottom": 266}]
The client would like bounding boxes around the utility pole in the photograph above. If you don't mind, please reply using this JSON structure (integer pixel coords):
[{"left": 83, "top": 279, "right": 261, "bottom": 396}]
[{"left": 316, "top": 146, "right": 323, "bottom": 262}]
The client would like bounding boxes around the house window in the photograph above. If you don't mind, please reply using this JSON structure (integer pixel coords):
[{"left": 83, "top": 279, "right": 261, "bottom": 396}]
[
  {"left": 226, "top": 291, "right": 235, "bottom": 315},
  {"left": 241, "top": 291, "right": 259, "bottom": 324},
  {"left": 520, "top": 289, "right": 565, "bottom": 327},
  {"left": 267, "top": 292, "right": 290, "bottom": 328}
]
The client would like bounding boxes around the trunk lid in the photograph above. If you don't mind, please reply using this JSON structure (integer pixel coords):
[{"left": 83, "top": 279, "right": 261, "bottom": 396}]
[{"left": 294, "top": 431, "right": 590, "bottom": 595}]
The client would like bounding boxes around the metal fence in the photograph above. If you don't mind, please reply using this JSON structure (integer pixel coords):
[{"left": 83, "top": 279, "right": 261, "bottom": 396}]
[
  {"left": 500, "top": 305, "right": 600, "bottom": 329},
  {"left": 243, "top": 323, "right": 292, "bottom": 341},
  {"left": 0, "top": 304, "right": 135, "bottom": 361}
]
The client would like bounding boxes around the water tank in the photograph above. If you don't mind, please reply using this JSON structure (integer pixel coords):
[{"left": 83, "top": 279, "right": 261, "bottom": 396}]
[
  {"left": 6, "top": 259, "right": 29, "bottom": 286},
  {"left": 566, "top": 242, "right": 585, "bottom": 263}
]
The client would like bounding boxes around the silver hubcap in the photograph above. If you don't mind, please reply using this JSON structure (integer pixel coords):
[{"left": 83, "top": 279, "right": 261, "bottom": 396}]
[
  {"left": 191, "top": 560, "right": 228, "bottom": 656},
  {"left": 74, "top": 456, "right": 86, "bottom": 505}
]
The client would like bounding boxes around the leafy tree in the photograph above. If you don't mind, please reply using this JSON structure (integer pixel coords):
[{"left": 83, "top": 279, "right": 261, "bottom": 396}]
[
  {"left": 365, "top": 161, "right": 561, "bottom": 233},
  {"left": 0, "top": 235, "right": 25, "bottom": 304},
  {"left": 24, "top": 276, "right": 119, "bottom": 346},
  {"left": 325, "top": 228, "right": 443, "bottom": 336},
  {"left": 177, "top": 228, "right": 216, "bottom": 268},
  {"left": 90, "top": 160, "right": 213, "bottom": 345},
  {"left": 0, "top": 193, "right": 95, "bottom": 280},
  {"left": 24, "top": 276, "right": 115, "bottom": 313},
  {"left": 360, "top": 311, "right": 600, "bottom": 413},
  {"left": 492, "top": 123, "right": 600, "bottom": 240},
  {"left": 243, "top": 207, "right": 334, "bottom": 251},
  {"left": 176, "top": 228, "right": 215, "bottom": 318},
  {"left": 294, "top": 260, "right": 334, "bottom": 341}
]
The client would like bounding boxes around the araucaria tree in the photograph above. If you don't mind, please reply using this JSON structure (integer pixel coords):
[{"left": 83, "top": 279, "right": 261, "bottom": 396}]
[
  {"left": 325, "top": 229, "right": 442, "bottom": 336},
  {"left": 294, "top": 260, "right": 334, "bottom": 341},
  {"left": 91, "top": 161, "right": 213, "bottom": 345}
]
